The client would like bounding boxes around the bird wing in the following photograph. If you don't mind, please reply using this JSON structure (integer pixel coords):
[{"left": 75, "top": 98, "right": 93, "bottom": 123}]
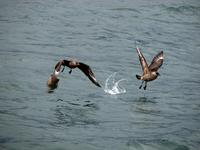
[
  {"left": 54, "top": 60, "right": 70, "bottom": 72},
  {"left": 136, "top": 47, "right": 149, "bottom": 75},
  {"left": 78, "top": 62, "right": 101, "bottom": 87},
  {"left": 148, "top": 51, "right": 164, "bottom": 72}
]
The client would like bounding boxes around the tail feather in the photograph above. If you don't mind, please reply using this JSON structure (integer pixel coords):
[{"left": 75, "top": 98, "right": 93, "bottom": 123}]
[{"left": 136, "top": 75, "right": 141, "bottom": 80}]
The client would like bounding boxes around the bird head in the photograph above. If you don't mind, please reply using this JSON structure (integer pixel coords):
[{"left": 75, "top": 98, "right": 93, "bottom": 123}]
[{"left": 156, "top": 72, "right": 160, "bottom": 76}]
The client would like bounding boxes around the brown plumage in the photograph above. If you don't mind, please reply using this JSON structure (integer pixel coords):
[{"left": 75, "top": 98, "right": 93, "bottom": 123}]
[
  {"left": 47, "top": 73, "right": 59, "bottom": 90},
  {"left": 54, "top": 59, "right": 101, "bottom": 87},
  {"left": 136, "top": 47, "right": 164, "bottom": 90}
]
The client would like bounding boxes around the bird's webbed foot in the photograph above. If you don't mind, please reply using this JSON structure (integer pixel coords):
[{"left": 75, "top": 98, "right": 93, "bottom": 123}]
[
  {"left": 139, "top": 81, "right": 144, "bottom": 89},
  {"left": 69, "top": 69, "right": 72, "bottom": 74},
  {"left": 143, "top": 82, "right": 147, "bottom": 90},
  {"left": 61, "top": 66, "right": 65, "bottom": 72}
]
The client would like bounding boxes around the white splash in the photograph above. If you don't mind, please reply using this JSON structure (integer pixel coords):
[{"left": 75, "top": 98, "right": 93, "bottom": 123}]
[{"left": 104, "top": 72, "right": 127, "bottom": 95}]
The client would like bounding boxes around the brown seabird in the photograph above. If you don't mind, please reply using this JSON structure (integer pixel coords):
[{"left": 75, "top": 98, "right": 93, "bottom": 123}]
[
  {"left": 54, "top": 59, "right": 101, "bottom": 87},
  {"left": 136, "top": 47, "right": 164, "bottom": 90}
]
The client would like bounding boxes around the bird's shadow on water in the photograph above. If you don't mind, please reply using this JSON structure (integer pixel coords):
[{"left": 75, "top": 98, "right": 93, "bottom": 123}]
[
  {"left": 127, "top": 95, "right": 161, "bottom": 115},
  {"left": 46, "top": 80, "right": 60, "bottom": 93},
  {"left": 134, "top": 96, "right": 158, "bottom": 104},
  {"left": 52, "top": 98, "right": 100, "bottom": 127},
  {"left": 47, "top": 89, "right": 55, "bottom": 94}
]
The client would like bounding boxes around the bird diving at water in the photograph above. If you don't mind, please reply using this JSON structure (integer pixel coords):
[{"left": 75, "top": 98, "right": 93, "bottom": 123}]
[
  {"left": 47, "top": 73, "right": 60, "bottom": 91},
  {"left": 136, "top": 47, "right": 164, "bottom": 90},
  {"left": 53, "top": 58, "right": 101, "bottom": 87}
]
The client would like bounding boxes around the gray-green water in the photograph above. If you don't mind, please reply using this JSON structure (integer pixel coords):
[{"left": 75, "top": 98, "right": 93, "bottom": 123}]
[{"left": 0, "top": 0, "right": 200, "bottom": 149}]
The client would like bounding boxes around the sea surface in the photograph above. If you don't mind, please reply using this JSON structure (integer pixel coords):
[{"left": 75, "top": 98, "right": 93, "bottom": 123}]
[{"left": 0, "top": 0, "right": 200, "bottom": 150}]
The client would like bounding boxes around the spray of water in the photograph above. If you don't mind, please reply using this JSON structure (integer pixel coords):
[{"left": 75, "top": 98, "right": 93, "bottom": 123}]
[{"left": 104, "top": 72, "right": 127, "bottom": 95}]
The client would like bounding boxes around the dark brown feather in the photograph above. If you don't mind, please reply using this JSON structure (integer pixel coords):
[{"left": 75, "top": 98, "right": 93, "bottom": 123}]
[
  {"left": 136, "top": 48, "right": 149, "bottom": 75},
  {"left": 148, "top": 51, "right": 164, "bottom": 72},
  {"left": 63, "top": 60, "right": 70, "bottom": 67},
  {"left": 54, "top": 61, "right": 62, "bottom": 71},
  {"left": 55, "top": 60, "right": 70, "bottom": 72},
  {"left": 78, "top": 62, "right": 101, "bottom": 87}
]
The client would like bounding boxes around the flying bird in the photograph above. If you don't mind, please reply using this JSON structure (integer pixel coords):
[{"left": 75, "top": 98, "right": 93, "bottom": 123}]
[
  {"left": 54, "top": 59, "right": 101, "bottom": 87},
  {"left": 136, "top": 47, "right": 164, "bottom": 90}
]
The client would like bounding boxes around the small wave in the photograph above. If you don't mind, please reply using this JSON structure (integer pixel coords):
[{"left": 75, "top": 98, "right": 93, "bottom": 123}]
[
  {"left": 111, "top": 8, "right": 141, "bottom": 14},
  {"left": 104, "top": 72, "right": 127, "bottom": 95},
  {"left": 164, "top": 5, "right": 200, "bottom": 16}
]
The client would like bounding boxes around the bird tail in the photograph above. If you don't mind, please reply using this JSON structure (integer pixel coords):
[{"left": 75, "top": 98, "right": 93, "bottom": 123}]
[{"left": 136, "top": 75, "right": 141, "bottom": 80}]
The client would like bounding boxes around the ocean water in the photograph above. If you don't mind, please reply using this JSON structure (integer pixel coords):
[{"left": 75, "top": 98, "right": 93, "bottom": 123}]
[{"left": 0, "top": 0, "right": 200, "bottom": 149}]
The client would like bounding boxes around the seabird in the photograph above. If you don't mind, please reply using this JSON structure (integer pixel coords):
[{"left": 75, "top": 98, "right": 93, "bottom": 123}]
[
  {"left": 136, "top": 47, "right": 164, "bottom": 90},
  {"left": 47, "top": 73, "right": 59, "bottom": 90},
  {"left": 54, "top": 59, "right": 101, "bottom": 87}
]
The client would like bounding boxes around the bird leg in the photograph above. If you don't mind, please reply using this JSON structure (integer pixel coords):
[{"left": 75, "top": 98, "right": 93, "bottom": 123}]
[
  {"left": 143, "top": 81, "right": 147, "bottom": 90},
  {"left": 61, "top": 66, "right": 65, "bottom": 72},
  {"left": 69, "top": 69, "right": 72, "bottom": 74},
  {"left": 139, "top": 81, "right": 144, "bottom": 89}
]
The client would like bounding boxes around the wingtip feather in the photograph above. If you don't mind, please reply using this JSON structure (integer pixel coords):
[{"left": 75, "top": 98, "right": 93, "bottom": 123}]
[{"left": 95, "top": 82, "right": 101, "bottom": 88}]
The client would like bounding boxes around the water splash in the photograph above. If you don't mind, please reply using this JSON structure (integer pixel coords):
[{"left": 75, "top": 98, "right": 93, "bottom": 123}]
[{"left": 104, "top": 72, "right": 127, "bottom": 95}]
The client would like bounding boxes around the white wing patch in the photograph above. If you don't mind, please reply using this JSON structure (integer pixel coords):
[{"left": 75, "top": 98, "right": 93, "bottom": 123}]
[
  {"left": 54, "top": 70, "right": 60, "bottom": 76},
  {"left": 136, "top": 47, "right": 142, "bottom": 57},
  {"left": 91, "top": 75, "right": 97, "bottom": 82},
  {"left": 159, "top": 56, "right": 164, "bottom": 60}
]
